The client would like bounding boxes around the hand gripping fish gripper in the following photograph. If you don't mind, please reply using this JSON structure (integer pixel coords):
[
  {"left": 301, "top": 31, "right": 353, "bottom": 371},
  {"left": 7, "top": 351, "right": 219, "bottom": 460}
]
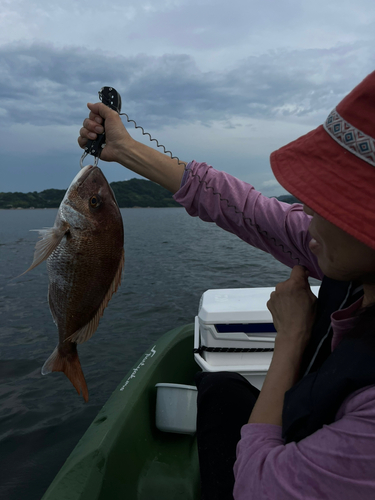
[
  {"left": 80, "top": 87, "right": 122, "bottom": 169},
  {"left": 80, "top": 86, "right": 186, "bottom": 168}
]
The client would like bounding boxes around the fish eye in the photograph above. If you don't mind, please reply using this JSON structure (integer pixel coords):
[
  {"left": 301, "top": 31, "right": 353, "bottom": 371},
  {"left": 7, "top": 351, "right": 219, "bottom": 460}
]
[{"left": 89, "top": 194, "right": 101, "bottom": 208}]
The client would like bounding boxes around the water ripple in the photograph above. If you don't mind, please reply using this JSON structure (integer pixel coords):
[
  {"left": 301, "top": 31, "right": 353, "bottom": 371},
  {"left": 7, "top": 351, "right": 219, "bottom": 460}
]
[{"left": 0, "top": 207, "right": 320, "bottom": 499}]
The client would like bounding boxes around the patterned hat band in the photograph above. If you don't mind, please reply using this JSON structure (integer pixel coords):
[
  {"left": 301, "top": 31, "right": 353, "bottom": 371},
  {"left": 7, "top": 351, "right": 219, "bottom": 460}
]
[{"left": 323, "top": 108, "right": 375, "bottom": 168}]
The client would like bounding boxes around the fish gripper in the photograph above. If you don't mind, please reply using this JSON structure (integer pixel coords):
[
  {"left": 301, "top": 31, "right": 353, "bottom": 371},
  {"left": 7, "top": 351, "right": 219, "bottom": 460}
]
[{"left": 80, "top": 87, "right": 122, "bottom": 168}]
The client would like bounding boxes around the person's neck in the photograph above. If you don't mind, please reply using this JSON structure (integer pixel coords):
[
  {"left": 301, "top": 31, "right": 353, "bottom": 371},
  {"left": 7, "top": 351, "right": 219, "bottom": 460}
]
[{"left": 362, "top": 283, "right": 375, "bottom": 308}]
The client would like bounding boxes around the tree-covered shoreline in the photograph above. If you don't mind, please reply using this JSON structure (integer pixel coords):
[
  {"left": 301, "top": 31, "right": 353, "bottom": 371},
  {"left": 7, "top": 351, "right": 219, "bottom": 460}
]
[
  {"left": 0, "top": 178, "right": 299, "bottom": 209},
  {"left": 0, "top": 179, "right": 180, "bottom": 209}
]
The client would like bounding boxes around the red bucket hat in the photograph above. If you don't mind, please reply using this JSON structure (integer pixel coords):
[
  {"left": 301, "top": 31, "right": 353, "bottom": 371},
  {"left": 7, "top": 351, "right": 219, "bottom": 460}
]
[{"left": 270, "top": 70, "right": 375, "bottom": 250}]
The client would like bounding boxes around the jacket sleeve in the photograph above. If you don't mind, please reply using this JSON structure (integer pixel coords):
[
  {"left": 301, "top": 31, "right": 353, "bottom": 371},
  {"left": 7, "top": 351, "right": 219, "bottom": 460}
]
[
  {"left": 233, "top": 385, "right": 375, "bottom": 500},
  {"left": 174, "top": 161, "right": 323, "bottom": 280}
]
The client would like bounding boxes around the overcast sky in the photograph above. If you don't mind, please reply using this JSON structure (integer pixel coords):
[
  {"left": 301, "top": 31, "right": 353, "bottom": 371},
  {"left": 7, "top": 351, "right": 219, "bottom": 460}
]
[{"left": 1, "top": 0, "right": 374, "bottom": 195}]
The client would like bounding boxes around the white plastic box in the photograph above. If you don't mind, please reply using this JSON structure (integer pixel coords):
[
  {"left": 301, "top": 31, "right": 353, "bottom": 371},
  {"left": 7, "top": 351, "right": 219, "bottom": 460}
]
[{"left": 194, "top": 287, "right": 319, "bottom": 389}]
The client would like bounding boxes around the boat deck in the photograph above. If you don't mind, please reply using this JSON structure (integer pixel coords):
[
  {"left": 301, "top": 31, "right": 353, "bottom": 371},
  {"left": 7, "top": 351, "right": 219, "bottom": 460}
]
[{"left": 42, "top": 324, "right": 201, "bottom": 500}]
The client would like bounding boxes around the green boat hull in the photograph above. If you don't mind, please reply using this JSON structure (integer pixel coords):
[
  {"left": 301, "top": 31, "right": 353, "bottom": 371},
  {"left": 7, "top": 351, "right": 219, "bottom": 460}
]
[{"left": 42, "top": 324, "right": 201, "bottom": 500}]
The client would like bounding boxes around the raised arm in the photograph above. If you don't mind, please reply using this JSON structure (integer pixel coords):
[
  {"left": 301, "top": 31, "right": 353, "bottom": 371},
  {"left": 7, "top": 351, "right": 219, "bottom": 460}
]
[
  {"left": 174, "top": 162, "right": 323, "bottom": 279},
  {"left": 78, "top": 105, "right": 323, "bottom": 278},
  {"left": 78, "top": 102, "right": 186, "bottom": 193}
]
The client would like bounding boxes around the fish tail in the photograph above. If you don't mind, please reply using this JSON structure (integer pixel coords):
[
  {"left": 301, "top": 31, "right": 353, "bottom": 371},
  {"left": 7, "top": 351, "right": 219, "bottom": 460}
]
[{"left": 41, "top": 345, "right": 89, "bottom": 402}]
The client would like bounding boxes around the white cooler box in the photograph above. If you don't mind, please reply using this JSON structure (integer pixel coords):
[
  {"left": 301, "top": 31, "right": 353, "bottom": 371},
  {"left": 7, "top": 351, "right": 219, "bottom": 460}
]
[{"left": 194, "top": 287, "right": 319, "bottom": 389}]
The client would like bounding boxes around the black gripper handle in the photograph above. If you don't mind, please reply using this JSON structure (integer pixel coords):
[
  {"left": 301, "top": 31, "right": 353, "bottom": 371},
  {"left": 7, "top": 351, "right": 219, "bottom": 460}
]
[{"left": 84, "top": 87, "right": 122, "bottom": 159}]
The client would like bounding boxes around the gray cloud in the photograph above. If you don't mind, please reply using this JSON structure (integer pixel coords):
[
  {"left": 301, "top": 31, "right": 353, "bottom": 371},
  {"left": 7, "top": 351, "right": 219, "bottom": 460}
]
[
  {"left": 1, "top": 0, "right": 374, "bottom": 196},
  {"left": 0, "top": 41, "right": 373, "bottom": 131}
]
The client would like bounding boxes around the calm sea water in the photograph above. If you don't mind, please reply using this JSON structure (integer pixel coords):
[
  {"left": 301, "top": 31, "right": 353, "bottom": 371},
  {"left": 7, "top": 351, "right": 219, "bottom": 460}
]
[{"left": 0, "top": 207, "right": 318, "bottom": 499}]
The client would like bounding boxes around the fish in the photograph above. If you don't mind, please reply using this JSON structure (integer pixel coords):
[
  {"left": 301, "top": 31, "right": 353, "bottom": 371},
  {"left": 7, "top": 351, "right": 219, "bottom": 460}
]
[{"left": 24, "top": 165, "right": 124, "bottom": 402}]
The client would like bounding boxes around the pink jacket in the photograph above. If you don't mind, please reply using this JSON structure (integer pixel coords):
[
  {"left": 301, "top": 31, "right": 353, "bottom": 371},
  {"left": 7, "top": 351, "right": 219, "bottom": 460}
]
[{"left": 174, "top": 161, "right": 375, "bottom": 500}]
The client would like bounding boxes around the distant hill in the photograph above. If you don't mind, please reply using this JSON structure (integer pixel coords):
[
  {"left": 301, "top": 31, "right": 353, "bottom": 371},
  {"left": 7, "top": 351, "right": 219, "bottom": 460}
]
[
  {"left": 273, "top": 194, "right": 301, "bottom": 204},
  {"left": 110, "top": 179, "right": 179, "bottom": 208},
  {"left": 0, "top": 179, "right": 301, "bottom": 209},
  {"left": 0, "top": 179, "right": 180, "bottom": 209},
  {"left": 0, "top": 188, "right": 66, "bottom": 209}
]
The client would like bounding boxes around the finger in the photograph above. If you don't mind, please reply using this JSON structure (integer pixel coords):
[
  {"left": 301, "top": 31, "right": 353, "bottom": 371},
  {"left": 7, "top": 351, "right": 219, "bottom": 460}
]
[
  {"left": 289, "top": 265, "right": 309, "bottom": 284},
  {"left": 77, "top": 135, "right": 87, "bottom": 149},
  {"left": 77, "top": 127, "right": 98, "bottom": 150},
  {"left": 266, "top": 298, "right": 272, "bottom": 311},
  {"left": 82, "top": 117, "right": 96, "bottom": 130},
  {"left": 266, "top": 292, "right": 275, "bottom": 309},
  {"left": 274, "top": 282, "right": 281, "bottom": 294},
  {"left": 87, "top": 102, "right": 117, "bottom": 121},
  {"left": 79, "top": 125, "right": 97, "bottom": 139},
  {"left": 88, "top": 110, "right": 103, "bottom": 124},
  {"left": 82, "top": 118, "right": 104, "bottom": 136}
]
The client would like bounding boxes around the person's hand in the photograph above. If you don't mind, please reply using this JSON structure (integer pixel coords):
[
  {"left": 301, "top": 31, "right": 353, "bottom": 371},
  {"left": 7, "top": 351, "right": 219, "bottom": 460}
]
[
  {"left": 249, "top": 266, "right": 317, "bottom": 425},
  {"left": 267, "top": 265, "right": 317, "bottom": 351},
  {"left": 78, "top": 102, "right": 133, "bottom": 163}
]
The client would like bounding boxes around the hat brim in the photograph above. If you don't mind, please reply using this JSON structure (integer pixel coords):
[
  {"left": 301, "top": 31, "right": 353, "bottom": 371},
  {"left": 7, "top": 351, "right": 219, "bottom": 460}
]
[{"left": 270, "top": 124, "right": 375, "bottom": 250}]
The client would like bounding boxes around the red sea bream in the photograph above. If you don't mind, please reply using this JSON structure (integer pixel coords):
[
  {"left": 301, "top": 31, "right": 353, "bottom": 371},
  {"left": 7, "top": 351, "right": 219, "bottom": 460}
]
[{"left": 25, "top": 165, "right": 124, "bottom": 401}]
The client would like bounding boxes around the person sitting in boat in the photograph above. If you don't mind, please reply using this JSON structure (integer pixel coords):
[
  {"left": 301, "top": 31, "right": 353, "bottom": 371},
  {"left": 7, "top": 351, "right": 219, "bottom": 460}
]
[{"left": 78, "top": 70, "right": 375, "bottom": 500}]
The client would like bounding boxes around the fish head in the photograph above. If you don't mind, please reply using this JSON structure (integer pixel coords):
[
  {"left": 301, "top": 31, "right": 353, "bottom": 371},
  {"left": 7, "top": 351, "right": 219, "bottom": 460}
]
[{"left": 61, "top": 165, "right": 123, "bottom": 234}]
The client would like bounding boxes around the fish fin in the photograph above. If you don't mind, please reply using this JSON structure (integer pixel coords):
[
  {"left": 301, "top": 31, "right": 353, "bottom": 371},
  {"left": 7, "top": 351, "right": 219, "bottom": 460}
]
[
  {"left": 20, "top": 224, "right": 69, "bottom": 276},
  {"left": 67, "top": 248, "right": 125, "bottom": 345},
  {"left": 41, "top": 345, "right": 89, "bottom": 402}
]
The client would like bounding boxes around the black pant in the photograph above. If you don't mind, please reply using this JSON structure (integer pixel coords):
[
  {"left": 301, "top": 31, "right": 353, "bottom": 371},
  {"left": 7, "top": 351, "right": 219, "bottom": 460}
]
[{"left": 195, "top": 372, "right": 259, "bottom": 500}]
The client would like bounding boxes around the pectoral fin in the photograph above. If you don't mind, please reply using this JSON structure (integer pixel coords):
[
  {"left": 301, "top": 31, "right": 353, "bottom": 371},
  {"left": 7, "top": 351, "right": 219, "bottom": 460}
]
[{"left": 22, "top": 224, "right": 69, "bottom": 275}]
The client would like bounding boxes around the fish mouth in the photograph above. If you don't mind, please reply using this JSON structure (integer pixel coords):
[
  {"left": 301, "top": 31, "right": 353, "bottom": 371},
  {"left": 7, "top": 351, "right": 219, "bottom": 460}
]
[
  {"left": 69, "top": 164, "right": 96, "bottom": 189},
  {"left": 76, "top": 164, "right": 98, "bottom": 187},
  {"left": 71, "top": 164, "right": 107, "bottom": 190},
  {"left": 68, "top": 164, "right": 116, "bottom": 207}
]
